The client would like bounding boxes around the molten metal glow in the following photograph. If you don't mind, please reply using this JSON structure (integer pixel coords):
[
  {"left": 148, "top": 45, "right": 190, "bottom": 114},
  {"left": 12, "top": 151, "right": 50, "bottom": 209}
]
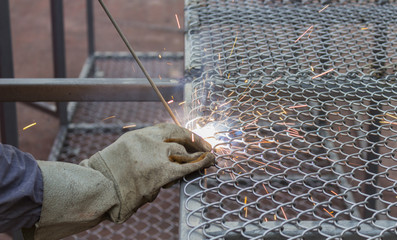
[
  {"left": 23, "top": 122, "right": 37, "bottom": 131},
  {"left": 312, "top": 68, "right": 334, "bottom": 79},
  {"left": 102, "top": 115, "right": 116, "bottom": 121},
  {"left": 192, "top": 122, "right": 228, "bottom": 148},
  {"left": 319, "top": 5, "right": 329, "bottom": 13},
  {"left": 295, "top": 25, "right": 313, "bottom": 43},
  {"left": 175, "top": 14, "right": 181, "bottom": 29}
]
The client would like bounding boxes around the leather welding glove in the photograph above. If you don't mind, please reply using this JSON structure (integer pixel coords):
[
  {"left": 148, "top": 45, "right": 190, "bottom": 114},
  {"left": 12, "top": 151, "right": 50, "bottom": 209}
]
[{"left": 23, "top": 123, "right": 215, "bottom": 240}]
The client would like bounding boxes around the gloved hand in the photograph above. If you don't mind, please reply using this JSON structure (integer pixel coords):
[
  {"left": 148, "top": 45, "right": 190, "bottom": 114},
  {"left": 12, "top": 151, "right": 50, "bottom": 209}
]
[{"left": 23, "top": 123, "right": 215, "bottom": 240}]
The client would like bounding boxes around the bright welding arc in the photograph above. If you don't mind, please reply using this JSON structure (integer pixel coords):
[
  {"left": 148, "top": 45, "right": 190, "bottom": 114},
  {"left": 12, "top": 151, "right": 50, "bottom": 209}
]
[{"left": 98, "top": 0, "right": 181, "bottom": 126}]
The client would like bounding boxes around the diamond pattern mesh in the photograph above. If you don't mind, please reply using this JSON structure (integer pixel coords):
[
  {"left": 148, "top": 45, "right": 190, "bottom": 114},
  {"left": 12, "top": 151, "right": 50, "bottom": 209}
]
[{"left": 181, "top": 0, "right": 397, "bottom": 239}]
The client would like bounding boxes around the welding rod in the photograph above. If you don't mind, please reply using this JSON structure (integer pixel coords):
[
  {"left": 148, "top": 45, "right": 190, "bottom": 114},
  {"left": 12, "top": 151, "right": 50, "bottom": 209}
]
[{"left": 98, "top": 0, "right": 181, "bottom": 126}]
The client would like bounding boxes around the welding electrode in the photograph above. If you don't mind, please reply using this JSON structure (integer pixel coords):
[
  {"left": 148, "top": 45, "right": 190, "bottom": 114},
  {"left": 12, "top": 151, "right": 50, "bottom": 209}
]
[{"left": 98, "top": 0, "right": 181, "bottom": 126}]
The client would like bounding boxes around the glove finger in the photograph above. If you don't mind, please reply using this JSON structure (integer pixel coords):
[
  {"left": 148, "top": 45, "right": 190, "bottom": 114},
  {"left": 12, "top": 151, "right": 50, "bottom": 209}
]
[
  {"left": 169, "top": 151, "right": 208, "bottom": 164},
  {"left": 171, "top": 152, "right": 215, "bottom": 177},
  {"left": 163, "top": 152, "right": 215, "bottom": 188},
  {"left": 165, "top": 134, "right": 212, "bottom": 153}
]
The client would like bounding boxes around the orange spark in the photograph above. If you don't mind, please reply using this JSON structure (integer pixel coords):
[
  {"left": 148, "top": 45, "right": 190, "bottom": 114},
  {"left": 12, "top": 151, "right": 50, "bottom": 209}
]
[
  {"left": 229, "top": 35, "right": 238, "bottom": 57},
  {"left": 178, "top": 101, "right": 186, "bottom": 105},
  {"left": 310, "top": 65, "right": 314, "bottom": 72},
  {"left": 266, "top": 76, "right": 282, "bottom": 86},
  {"left": 122, "top": 124, "right": 136, "bottom": 129},
  {"left": 281, "top": 207, "right": 288, "bottom": 220},
  {"left": 386, "top": 113, "right": 397, "bottom": 119},
  {"left": 158, "top": 54, "right": 162, "bottom": 59},
  {"left": 102, "top": 115, "right": 116, "bottom": 121},
  {"left": 331, "top": 190, "right": 342, "bottom": 199},
  {"left": 264, "top": 217, "right": 268, "bottom": 222},
  {"left": 380, "top": 121, "right": 397, "bottom": 125},
  {"left": 191, "top": 133, "right": 195, "bottom": 142},
  {"left": 307, "top": 27, "right": 314, "bottom": 38},
  {"left": 23, "top": 122, "right": 37, "bottom": 131},
  {"left": 312, "top": 68, "right": 334, "bottom": 79},
  {"left": 318, "top": 5, "right": 329, "bottom": 13},
  {"left": 310, "top": 196, "right": 316, "bottom": 206},
  {"left": 262, "top": 184, "right": 269, "bottom": 194},
  {"left": 249, "top": 159, "right": 281, "bottom": 170},
  {"left": 167, "top": 100, "right": 174, "bottom": 104},
  {"left": 295, "top": 25, "right": 313, "bottom": 43},
  {"left": 175, "top": 14, "right": 181, "bottom": 29},
  {"left": 244, "top": 196, "right": 248, "bottom": 217},
  {"left": 286, "top": 128, "right": 303, "bottom": 138},
  {"left": 288, "top": 104, "right": 308, "bottom": 109},
  {"left": 166, "top": 62, "right": 173, "bottom": 66},
  {"left": 323, "top": 208, "right": 335, "bottom": 217},
  {"left": 158, "top": 74, "right": 162, "bottom": 80},
  {"left": 236, "top": 164, "right": 247, "bottom": 172},
  {"left": 361, "top": 27, "right": 368, "bottom": 30}
]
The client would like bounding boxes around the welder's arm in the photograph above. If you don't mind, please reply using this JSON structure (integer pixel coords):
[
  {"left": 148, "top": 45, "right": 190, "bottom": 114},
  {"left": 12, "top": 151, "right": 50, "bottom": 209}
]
[
  {"left": 0, "top": 144, "right": 43, "bottom": 233},
  {"left": 23, "top": 123, "right": 215, "bottom": 240}
]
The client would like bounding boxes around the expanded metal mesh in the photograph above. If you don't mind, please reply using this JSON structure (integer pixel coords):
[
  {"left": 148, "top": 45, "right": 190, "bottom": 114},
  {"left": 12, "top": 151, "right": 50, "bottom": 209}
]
[
  {"left": 182, "top": 0, "right": 397, "bottom": 239},
  {"left": 92, "top": 52, "right": 184, "bottom": 79}
]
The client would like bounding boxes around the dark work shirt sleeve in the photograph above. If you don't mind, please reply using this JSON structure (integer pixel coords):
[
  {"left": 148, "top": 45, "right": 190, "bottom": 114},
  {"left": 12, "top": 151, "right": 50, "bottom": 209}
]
[{"left": 0, "top": 144, "right": 43, "bottom": 232}]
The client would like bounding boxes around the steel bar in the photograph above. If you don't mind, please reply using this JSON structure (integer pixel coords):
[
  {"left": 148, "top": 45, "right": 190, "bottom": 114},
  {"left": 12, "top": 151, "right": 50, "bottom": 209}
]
[
  {"left": 0, "top": 78, "right": 184, "bottom": 102},
  {"left": 50, "top": 0, "right": 68, "bottom": 125},
  {"left": 97, "top": 0, "right": 181, "bottom": 126},
  {"left": 86, "top": 0, "right": 95, "bottom": 56},
  {"left": 0, "top": 0, "right": 18, "bottom": 148}
]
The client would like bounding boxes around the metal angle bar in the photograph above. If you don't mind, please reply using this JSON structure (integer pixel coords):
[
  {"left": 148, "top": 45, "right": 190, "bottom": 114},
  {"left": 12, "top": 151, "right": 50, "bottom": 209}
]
[
  {"left": 0, "top": 78, "right": 184, "bottom": 102},
  {"left": 0, "top": 0, "right": 18, "bottom": 148},
  {"left": 179, "top": 172, "right": 205, "bottom": 240},
  {"left": 202, "top": 220, "right": 397, "bottom": 239},
  {"left": 86, "top": 0, "right": 95, "bottom": 57},
  {"left": 310, "top": 99, "right": 361, "bottom": 218},
  {"left": 50, "top": 0, "right": 68, "bottom": 125},
  {"left": 67, "top": 123, "right": 151, "bottom": 131},
  {"left": 94, "top": 51, "right": 184, "bottom": 59},
  {"left": 47, "top": 126, "right": 68, "bottom": 161},
  {"left": 78, "top": 55, "right": 95, "bottom": 78}
]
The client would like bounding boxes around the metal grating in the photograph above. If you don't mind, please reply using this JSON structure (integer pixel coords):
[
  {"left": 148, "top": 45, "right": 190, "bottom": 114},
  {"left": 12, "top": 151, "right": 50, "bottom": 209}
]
[
  {"left": 181, "top": 0, "right": 397, "bottom": 239},
  {"left": 92, "top": 52, "right": 184, "bottom": 79}
]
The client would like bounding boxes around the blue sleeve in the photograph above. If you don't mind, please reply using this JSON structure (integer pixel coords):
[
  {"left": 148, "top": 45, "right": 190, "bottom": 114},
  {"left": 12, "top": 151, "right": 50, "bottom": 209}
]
[{"left": 0, "top": 144, "right": 43, "bottom": 232}]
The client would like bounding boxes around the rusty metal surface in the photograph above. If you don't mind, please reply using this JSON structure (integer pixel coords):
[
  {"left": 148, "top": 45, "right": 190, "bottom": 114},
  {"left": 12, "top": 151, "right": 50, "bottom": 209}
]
[{"left": 181, "top": 0, "right": 397, "bottom": 239}]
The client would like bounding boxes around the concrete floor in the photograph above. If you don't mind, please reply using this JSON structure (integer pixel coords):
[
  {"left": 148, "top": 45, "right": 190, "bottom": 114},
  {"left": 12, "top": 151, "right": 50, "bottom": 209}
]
[{"left": 1, "top": 0, "right": 183, "bottom": 238}]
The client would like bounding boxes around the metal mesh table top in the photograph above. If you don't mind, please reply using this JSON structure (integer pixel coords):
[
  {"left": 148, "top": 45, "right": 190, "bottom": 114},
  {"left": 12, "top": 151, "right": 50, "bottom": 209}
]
[{"left": 181, "top": 0, "right": 397, "bottom": 239}]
